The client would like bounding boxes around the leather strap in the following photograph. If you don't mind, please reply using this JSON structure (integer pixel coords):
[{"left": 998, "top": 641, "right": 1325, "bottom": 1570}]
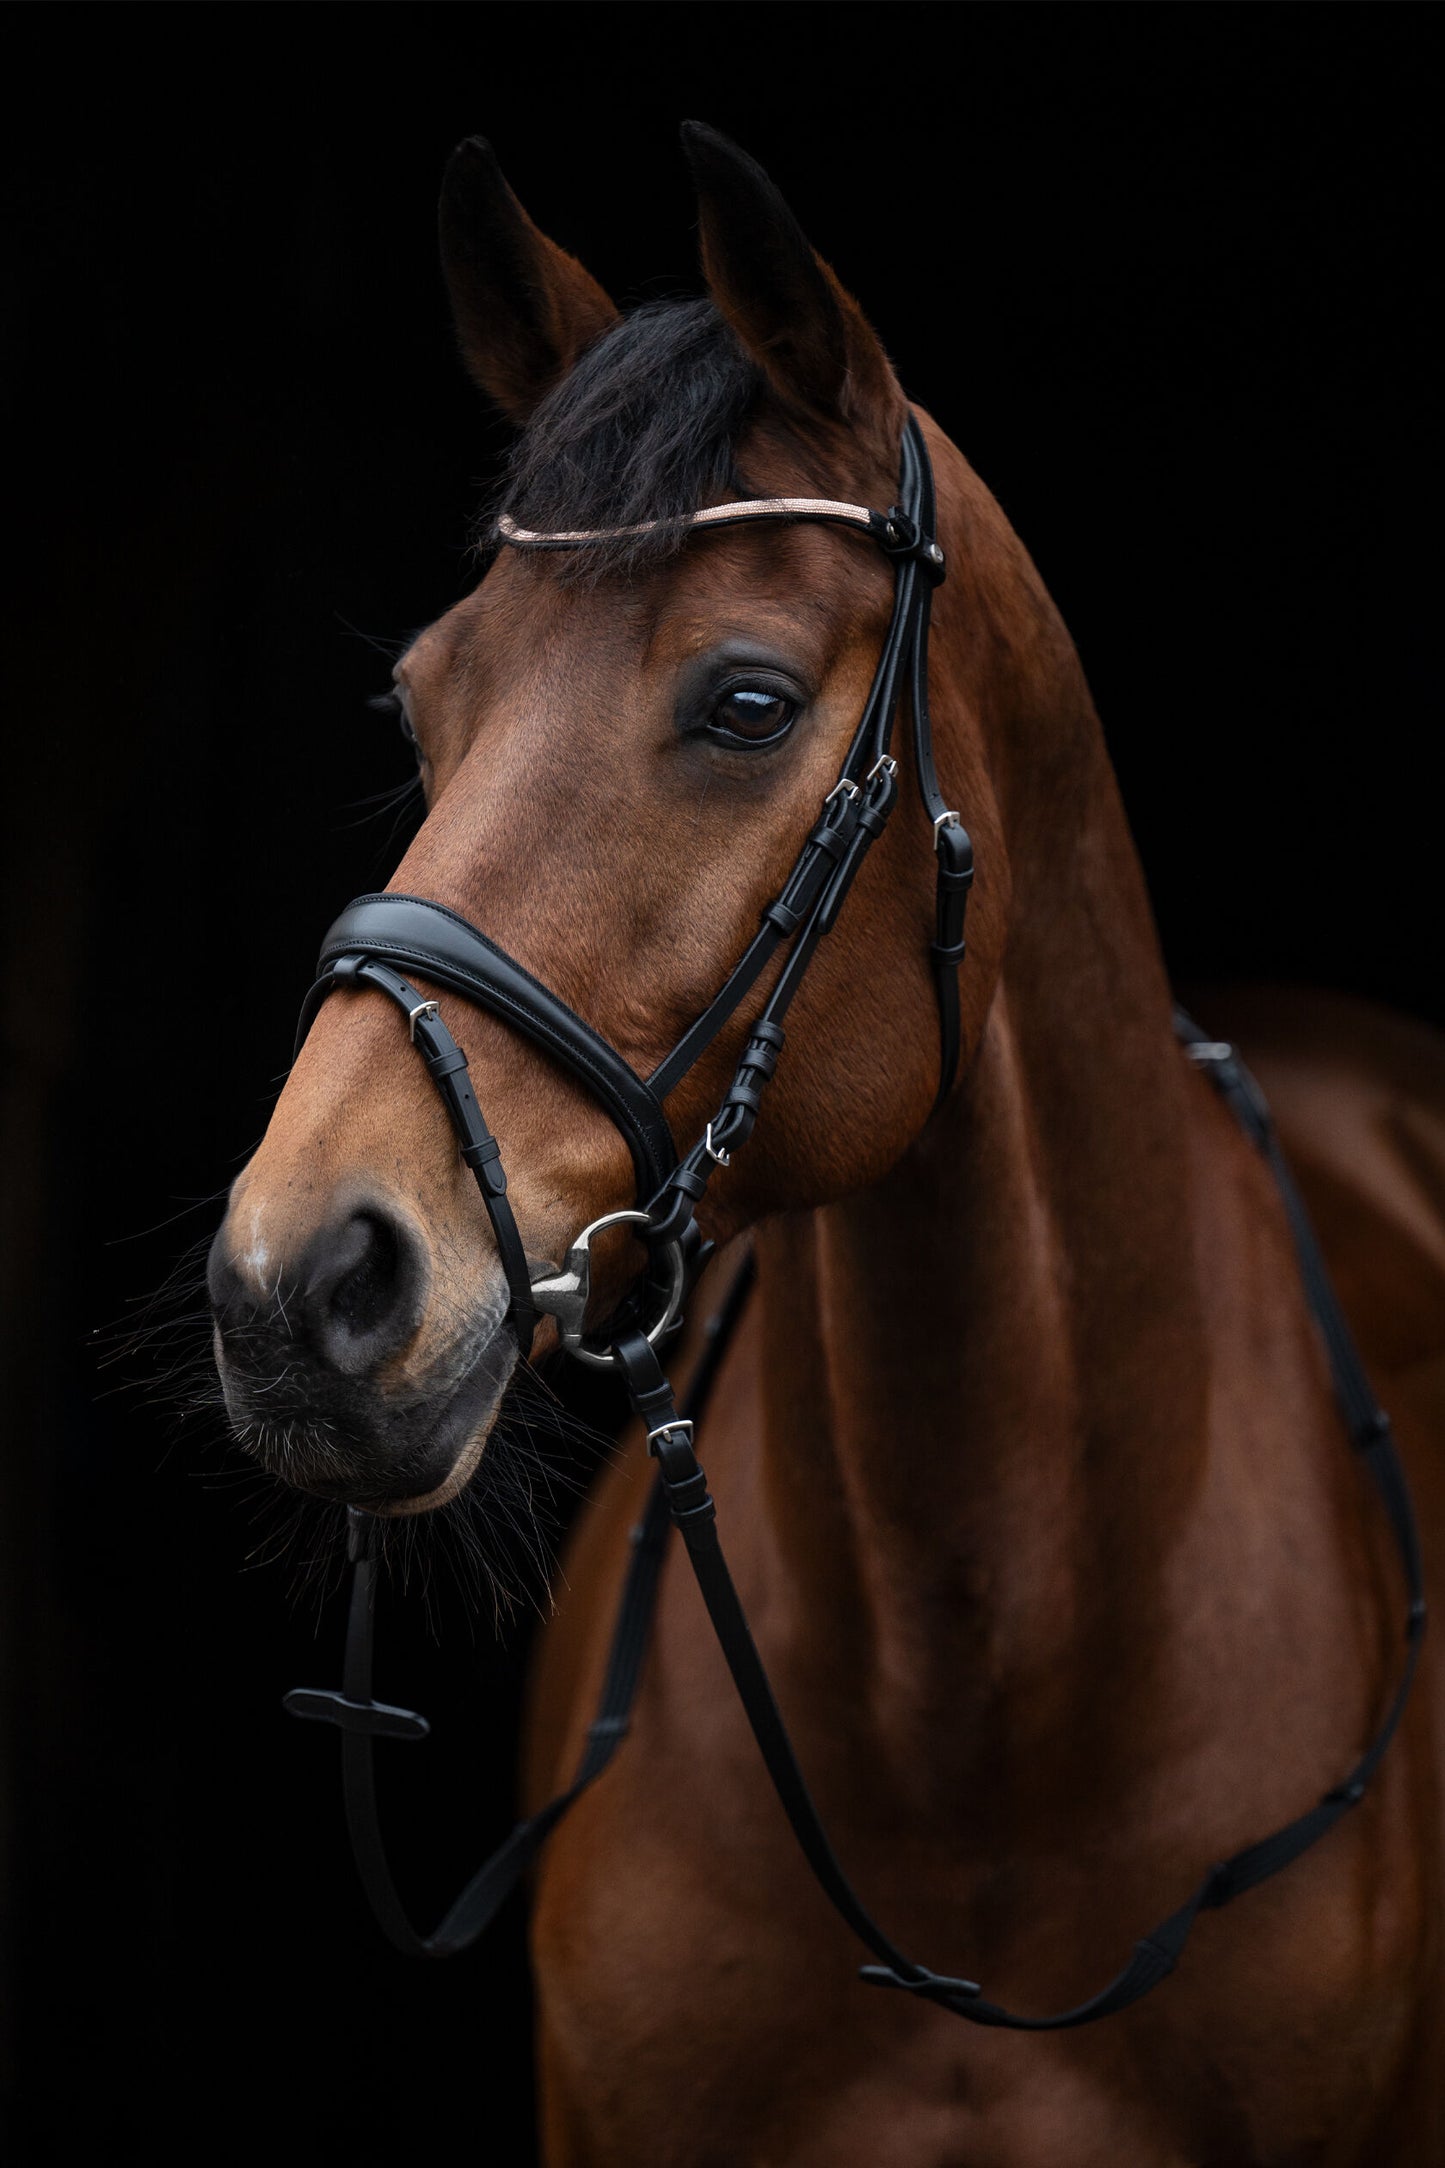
[
  {"left": 283, "top": 1251, "right": 757, "bottom": 1957},
  {"left": 897, "top": 420, "right": 973, "bottom": 1110},
  {"left": 303, "top": 893, "right": 679, "bottom": 1201},
  {"left": 607, "top": 1024, "right": 1426, "bottom": 2028},
  {"left": 290, "top": 1028, "right": 1425, "bottom": 2026},
  {"left": 499, "top": 499, "right": 889, "bottom": 549},
  {"left": 299, "top": 954, "right": 538, "bottom": 1353},
  {"left": 647, "top": 763, "right": 899, "bottom": 1245}
]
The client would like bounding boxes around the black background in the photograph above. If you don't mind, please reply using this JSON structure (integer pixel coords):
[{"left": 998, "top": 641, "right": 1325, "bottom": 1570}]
[{"left": 1, "top": 6, "right": 1437, "bottom": 2163}]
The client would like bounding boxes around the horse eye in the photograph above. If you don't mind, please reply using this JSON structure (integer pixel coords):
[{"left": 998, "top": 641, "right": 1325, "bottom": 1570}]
[{"left": 709, "top": 687, "right": 798, "bottom": 747}]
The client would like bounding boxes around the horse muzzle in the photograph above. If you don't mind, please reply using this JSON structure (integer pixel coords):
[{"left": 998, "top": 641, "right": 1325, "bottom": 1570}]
[{"left": 207, "top": 1197, "right": 517, "bottom": 1508}]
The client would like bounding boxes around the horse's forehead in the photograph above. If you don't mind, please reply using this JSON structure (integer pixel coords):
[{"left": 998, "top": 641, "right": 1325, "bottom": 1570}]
[{"left": 415, "top": 523, "right": 884, "bottom": 704}]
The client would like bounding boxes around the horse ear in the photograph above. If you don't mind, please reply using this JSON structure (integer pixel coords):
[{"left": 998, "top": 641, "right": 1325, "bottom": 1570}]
[
  {"left": 439, "top": 138, "right": 619, "bottom": 424},
  {"left": 681, "top": 121, "right": 897, "bottom": 431}
]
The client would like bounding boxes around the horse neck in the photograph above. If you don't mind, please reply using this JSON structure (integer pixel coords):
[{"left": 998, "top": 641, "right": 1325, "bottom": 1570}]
[{"left": 751, "top": 464, "right": 1229, "bottom": 1778}]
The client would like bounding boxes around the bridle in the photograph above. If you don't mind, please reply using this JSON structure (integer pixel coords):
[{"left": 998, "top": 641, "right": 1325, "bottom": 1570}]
[
  {"left": 293, "top": 413, "right": 970, "bottom": 1365},
  {"left": 284, "top": 414, "right": 1424, "bottom": 2028}
]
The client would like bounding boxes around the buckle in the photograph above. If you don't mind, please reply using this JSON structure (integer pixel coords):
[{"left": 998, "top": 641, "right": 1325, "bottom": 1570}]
[
  {"left": 880, "top": 510, "right": 946, "bottom": 582},
  {"left": 407, "top": 998, "right": 440, "bottom": 1042},
  {"left": 645, "top": 1418, "right": 695, "bottom": 1455}
]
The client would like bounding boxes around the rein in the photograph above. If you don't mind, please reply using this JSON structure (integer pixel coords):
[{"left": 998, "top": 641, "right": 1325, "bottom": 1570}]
[{"left": 284, "top": 417, "right": 1425, "bottom": 2027}]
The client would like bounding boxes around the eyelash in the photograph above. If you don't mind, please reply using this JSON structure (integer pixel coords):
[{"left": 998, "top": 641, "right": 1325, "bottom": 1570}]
[{"left": 369, "top": 687, "right": 419, "bottom": 753}]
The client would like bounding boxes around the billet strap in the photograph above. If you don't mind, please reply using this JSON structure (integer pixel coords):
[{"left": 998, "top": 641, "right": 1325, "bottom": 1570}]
[
  {"left": 645, "top": 774, "right": 878, "bottom": 1104},
  {"left": 283, "top": 1251, "right": 758, "bottom": 1959},
  {"left": 647, "top": 759, "right": 900, "bottom": 1246},
  {"left": 610, "top": 1027, "right": 1425, "bottom": 2030}
]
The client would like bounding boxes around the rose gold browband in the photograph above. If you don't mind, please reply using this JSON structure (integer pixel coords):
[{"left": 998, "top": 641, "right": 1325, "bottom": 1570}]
[{"left": 497, "top": 497, "right": 899, "bottom": 551}]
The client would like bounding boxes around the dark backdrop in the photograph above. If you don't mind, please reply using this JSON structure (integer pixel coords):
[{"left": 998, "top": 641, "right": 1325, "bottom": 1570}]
[{"left": 2, "top": 7, "right": 1437, "bottom": 2162}]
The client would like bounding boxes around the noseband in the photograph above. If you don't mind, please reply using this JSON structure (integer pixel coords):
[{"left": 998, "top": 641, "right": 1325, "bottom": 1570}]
[
  {"left": 293, "top": 414, "right": 972, "bottom": 1360},
  {"left": 285, "top": 415, "right": 1424, "bottom": 2031}
]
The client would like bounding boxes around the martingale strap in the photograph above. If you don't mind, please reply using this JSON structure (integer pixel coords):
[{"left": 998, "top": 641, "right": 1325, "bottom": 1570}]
[
  {"left": 607, "top": 1022, "right": 1427, "bottom": 2028},
  {"left": 288, "top": 1021, "right": 1425, "bottom": 2024}
]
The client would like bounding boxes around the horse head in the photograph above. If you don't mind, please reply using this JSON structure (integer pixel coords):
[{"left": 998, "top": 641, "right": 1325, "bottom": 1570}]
[{"left": 207, "top": 126, "right": 1008, "bottom": 1510}]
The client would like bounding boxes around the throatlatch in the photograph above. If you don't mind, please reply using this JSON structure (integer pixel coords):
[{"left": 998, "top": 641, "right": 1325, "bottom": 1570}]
[{"left": 285, "top": 417, "right": 1424, "bottom": 2029}]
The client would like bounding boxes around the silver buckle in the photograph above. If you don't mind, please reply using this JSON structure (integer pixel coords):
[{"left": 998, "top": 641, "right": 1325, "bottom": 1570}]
[
  {"left": 932, "top": 810, "right": 962, "bottom": 851},
  {"left": 529, "top": 1208, "right": 687, "bottom": 1374},
  {"left": 866, "top": 754, "right": 898, "bottom": 785},
  {"left": 646, "top": 1418, "right": 695, "bottom": 1454},
  {"left": 407, "top": 999, "right": 440, "bottom": 1042},
  {"left": 824, "top": 779, "right": 861, "bottom": 808}
]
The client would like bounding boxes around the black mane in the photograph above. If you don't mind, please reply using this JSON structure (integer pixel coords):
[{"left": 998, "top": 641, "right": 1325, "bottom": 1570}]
[{"left": 495, "top": 300, "right": 762, "bottom": 574}]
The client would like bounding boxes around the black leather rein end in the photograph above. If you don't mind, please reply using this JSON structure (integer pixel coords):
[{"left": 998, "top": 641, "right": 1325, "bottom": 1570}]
[{"left": 284, "top": 1511, "right": 429, "bottom": 1744}]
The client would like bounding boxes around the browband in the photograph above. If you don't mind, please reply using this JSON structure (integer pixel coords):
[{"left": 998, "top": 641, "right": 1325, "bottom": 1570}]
[{"left": 497, "top": 496, "right": 906, "bottom": 552}]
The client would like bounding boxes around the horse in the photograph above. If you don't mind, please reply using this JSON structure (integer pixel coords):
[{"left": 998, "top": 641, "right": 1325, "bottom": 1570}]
[{"left": 207, "top": 125, "right": 1445, "bottom": 2164}]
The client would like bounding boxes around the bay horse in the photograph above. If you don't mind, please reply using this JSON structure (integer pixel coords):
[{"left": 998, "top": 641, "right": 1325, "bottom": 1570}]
[{"left": 208, "top": 126, "right": 1445, "bottom": 2163}]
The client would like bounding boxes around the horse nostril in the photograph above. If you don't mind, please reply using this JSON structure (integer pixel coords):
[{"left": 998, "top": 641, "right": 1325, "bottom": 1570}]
[
  {"left": 208, "top": 1202, "right": 430, "bottom": 1383},
  {"left": 327, "top": 1213, "right": 401, "bottom": 1336},
  {"left": 303, "top": 1208, "right": 427, "bottom": 1372}
]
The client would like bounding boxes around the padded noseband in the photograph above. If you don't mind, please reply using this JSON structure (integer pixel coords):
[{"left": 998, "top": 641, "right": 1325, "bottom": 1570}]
[{"left": 304, "top": 893, "right": 679, "bottom": 1198}]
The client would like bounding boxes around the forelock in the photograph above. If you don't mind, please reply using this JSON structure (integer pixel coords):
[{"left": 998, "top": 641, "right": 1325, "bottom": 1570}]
[{"left": 491, "top": 300, "right": 763, "bottom": 575}]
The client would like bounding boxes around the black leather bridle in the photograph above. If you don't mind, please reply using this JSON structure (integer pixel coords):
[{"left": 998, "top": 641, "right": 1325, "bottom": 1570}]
[
  {"left": 292, "top": 415, "right": 970, "bottom": 1365},
  {"left": 285, "top": 416, "right": 1425, "bottom": 2029}
]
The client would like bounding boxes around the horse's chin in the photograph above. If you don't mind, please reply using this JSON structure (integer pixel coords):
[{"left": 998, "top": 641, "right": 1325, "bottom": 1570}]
[
  {"left": 364, "top": 1423, "right": 491, "bottom": 1516},
  {"left": 218, "top": 1315, "right": 518, "bottom": 1513}
]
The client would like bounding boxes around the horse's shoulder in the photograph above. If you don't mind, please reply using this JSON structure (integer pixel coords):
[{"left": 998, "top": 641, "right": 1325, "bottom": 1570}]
[{"left": 1192, "top": 985, "right": 1445, "bottom": 1381}]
